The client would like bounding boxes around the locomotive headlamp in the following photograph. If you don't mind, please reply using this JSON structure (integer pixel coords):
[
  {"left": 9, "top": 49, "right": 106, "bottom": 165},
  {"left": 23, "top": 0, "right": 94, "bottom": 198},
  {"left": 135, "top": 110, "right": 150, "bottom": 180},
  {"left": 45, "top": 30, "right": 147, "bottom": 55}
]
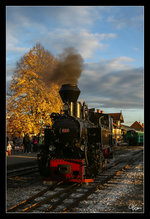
[{"left": 49, "top": 145, "right": 56, "bottom": 151}]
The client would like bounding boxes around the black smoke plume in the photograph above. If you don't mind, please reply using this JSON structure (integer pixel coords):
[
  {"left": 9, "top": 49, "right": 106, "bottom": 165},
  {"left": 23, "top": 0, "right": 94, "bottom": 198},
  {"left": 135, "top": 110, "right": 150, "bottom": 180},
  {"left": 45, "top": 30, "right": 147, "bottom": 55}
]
[{"left": 51, "top": 47, "right": 84, "bottom": 86}]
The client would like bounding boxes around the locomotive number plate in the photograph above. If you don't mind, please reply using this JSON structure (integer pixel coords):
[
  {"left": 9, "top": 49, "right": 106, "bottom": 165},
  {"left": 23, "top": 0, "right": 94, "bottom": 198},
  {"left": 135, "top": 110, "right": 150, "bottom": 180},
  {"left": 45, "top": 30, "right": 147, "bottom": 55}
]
[{"left": 62, "top": 128, "right": 70, "bottom": 133}]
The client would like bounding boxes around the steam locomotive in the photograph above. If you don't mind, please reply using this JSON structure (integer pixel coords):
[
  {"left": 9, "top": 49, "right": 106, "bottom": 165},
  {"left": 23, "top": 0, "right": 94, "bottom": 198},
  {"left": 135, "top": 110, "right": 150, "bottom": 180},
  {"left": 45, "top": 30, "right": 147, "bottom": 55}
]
[{"left": 37, "top": 84, "right": 114, "bottom": 183}]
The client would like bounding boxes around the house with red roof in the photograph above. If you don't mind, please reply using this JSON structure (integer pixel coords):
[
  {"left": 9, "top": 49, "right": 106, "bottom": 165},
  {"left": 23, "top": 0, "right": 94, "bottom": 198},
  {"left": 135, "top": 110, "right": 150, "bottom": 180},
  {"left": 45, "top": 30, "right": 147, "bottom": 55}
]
[{"left": 130, "top": 121, "right": 144, "bottom": 131}]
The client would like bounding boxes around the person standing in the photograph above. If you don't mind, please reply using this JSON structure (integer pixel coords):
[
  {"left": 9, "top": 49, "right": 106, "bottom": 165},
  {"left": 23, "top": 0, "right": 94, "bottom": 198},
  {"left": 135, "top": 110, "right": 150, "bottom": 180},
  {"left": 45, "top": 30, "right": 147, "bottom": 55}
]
[
  {"left": 12, "top": 135, "right": 17, "bottom": 147},
  {"left": 32, "top": 136, "right": 38, "bottom": 152},
  {"left": 23, "top": 134, "right": 30, "bottom": 153}
]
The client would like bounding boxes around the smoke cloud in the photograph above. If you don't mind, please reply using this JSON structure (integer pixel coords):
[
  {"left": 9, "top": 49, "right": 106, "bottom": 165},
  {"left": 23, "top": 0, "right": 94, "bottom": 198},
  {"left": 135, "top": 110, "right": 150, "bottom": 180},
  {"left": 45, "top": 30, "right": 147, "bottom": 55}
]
[{"left": 51, "top": 47, "right": 84, "bottom": 86}]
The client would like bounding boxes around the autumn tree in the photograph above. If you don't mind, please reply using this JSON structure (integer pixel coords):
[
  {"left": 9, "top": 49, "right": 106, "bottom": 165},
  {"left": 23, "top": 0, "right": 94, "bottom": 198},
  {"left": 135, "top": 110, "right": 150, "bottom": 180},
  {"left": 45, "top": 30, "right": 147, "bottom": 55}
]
[{"left": 7, "top": 43, "right": 63, "bottom": 136}]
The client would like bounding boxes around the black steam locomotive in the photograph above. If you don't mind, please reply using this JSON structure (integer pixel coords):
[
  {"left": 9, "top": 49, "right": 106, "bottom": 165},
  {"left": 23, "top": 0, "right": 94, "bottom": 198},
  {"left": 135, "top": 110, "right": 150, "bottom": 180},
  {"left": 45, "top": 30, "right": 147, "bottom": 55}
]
[{"left": 37, "top": 84, "right": 113, "bottom": 183}]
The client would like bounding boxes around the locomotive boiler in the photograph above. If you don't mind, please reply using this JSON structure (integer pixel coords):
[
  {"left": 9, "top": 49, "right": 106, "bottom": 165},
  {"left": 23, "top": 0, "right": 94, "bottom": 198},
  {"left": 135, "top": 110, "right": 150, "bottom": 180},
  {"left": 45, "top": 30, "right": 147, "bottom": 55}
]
[{"left": 37, "top": 84, "right": 113, "bottom": 183}]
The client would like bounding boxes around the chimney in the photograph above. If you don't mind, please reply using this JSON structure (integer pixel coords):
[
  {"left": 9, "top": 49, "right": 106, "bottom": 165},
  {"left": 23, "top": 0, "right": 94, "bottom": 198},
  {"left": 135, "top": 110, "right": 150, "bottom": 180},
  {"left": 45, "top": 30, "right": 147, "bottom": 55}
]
[
  {"left": 59, "top": 84, "right": 80, "bottom": 103},
  {"left": 59, "top": 84, "right": 81, "bottom": 117}
]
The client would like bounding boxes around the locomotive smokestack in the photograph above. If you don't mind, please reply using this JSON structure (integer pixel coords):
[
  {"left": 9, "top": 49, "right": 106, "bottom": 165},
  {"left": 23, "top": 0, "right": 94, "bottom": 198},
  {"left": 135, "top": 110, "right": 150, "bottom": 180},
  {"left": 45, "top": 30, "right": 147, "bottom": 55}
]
[{"left": 59, "top": 84, "right": 80, "bottom": 103}]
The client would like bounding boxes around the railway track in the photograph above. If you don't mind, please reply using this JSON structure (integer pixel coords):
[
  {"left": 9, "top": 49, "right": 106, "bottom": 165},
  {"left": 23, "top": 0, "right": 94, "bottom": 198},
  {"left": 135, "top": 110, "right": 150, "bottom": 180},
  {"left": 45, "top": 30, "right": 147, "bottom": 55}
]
[
  {"left": 7, "top": 181, "right": 78, "bottom": 212},
  {"left": 7, "top": 148, "right": 143, "bottom": 213},
  {"left": 7, "top": 165, "right": 39, "bottom": 178},
  {"left": 57, "top": 149, "right": 143, "bottom": 213},
  {"left": 7, "top": 165, "right": 40, "bottom": 188}
]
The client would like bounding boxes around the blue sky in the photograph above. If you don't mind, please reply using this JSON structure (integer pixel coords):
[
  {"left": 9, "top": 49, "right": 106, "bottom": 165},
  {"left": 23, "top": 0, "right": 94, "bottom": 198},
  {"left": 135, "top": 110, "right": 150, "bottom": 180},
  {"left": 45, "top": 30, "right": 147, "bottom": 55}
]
[{"left": 6, "top": 6, "right": 144, "bottom": 126}]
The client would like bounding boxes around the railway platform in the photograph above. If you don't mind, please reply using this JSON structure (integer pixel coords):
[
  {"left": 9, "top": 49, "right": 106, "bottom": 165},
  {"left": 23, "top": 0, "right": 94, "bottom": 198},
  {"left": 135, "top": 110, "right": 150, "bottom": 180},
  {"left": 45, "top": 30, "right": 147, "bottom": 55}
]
[{"left": 7, "top": 152, "right": 38, "bottom": 171}]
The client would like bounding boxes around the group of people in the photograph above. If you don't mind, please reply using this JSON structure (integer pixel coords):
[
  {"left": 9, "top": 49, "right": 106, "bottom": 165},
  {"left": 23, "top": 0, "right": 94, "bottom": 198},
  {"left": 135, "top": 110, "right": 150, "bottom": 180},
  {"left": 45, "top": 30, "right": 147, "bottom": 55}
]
[
  {"left": 7, "top": 134, "right": 42, "bottom": 153},
  {"left": 23, "top": 134, "right": 39, "bottom": 153}
]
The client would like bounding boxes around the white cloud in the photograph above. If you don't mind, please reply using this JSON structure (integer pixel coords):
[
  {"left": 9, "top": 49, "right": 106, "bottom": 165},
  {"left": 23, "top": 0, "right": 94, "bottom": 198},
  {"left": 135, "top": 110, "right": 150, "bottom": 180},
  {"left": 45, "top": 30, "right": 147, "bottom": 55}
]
[
  {"left": 79, "top": 57, "right": 143, "bottom": 109},
  {"left": 7, "top": 46, "right": 29, "bottom": 52},
  {"left": 42, "top": 29, "right": 117, "bottom": 59},
  {"left": 82, "top": 56, "right": 136, "bottom": 79},
  {"left": 6, "top": 6, "right": 117, "bottom": 61},
  {"left": 107, "top": 16, "right": 127, "bottom": 29},
  {"left": 106, "top": 56, "right": 136, "bottom": 71},
  {"left": 56, "top": 6, "right": 99, "bottom": 26},
  {"left": 107, "top": 11, "right": 144, "bottom": 30},
  {"left": 39, "top": 6, "right": 104, "bottom": 28},
  {"left": 6, "top": 26, "right": 29, "bottom": 56}
]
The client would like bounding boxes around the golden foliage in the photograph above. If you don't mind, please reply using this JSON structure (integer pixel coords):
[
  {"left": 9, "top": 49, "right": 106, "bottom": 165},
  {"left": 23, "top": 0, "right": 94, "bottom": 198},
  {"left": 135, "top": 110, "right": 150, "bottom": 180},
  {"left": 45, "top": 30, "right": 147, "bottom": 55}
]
[{"left": 7, "top": 44, "right": 63, "bottom": 136}]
